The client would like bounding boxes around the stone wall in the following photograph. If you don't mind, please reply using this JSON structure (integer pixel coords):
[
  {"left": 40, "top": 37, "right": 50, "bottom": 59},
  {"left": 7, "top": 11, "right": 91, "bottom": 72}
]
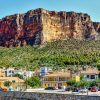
[{"left": 0, "top": 91, "right": 100, "bottom": 100}]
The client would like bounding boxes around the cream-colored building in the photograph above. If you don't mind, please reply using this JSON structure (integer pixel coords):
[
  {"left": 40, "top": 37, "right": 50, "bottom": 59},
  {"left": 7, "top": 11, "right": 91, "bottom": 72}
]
[
  {"left": 42, "top": 71, "right": 71, "bottom": 88},
  {"left": 0, "top": 69, "right": 5, "bottom": 77},
  {"left": 81, "top": 68, "right": 100, "bottom": 81},
  {"left": 0, "top": 77, "right": 26, "bottom": 91}
]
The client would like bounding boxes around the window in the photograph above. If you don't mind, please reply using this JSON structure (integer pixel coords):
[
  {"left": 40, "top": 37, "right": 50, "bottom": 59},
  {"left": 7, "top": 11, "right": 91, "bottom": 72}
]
[
  {"left": 12, "top": 71, "right": 14, "bottom": 73},
  {"left": 90, "top": 75, "right": 95, "bottom": 79},
  {"left": 59, "top": 77, "right": 65, "bottom": 81},
  {"left": 9, "top": 70, "right": 12, "bottom": 73},
  {"left": 87, "top": 75, "right": 89, "bottom": 78},
  {"left": 12, "top": 80, "right": 15, "bottom": 83}
]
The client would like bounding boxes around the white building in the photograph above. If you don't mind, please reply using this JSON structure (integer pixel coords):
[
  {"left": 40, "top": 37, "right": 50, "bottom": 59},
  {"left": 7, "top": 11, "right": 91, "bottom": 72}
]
[
  {"left": 5, "top": 68, "right": 15, "bottom": 77},
  {"left": 40, "top": 67, "right": 52, "bottom": 77},
  {"left": 22, "top": 71, "right": 34, "bottom": 79},
  {"left": 4, "top": 68, "right": 34, "bottom": 79}
]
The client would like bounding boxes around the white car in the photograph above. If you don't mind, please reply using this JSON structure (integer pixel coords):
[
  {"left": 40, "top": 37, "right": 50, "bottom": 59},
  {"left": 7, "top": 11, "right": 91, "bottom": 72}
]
[{"left": 79, "top": 88, "right": 88, "bottom": 93}]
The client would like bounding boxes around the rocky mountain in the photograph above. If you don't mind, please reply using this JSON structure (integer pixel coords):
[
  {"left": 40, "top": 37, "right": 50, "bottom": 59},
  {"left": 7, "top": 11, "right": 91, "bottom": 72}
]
[{"left": 0, "top": 8, "right": 100, "bottom": 47}]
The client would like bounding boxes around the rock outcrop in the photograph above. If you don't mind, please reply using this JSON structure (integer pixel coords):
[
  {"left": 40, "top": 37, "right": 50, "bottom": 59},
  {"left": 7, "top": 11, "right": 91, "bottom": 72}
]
[{"left": 0, "top": 8, "right": 100, "bottom": 47}]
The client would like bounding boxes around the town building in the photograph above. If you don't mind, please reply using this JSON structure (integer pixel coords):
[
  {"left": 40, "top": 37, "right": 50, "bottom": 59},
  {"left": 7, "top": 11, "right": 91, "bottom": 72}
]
[
  {"left": 40, "top": 67, "right": 53, "bottom": 77},
  {"left": 23, "top": 71, "right": 34, "bottom": 79},
  {"left": 4, "top": 68, "right": 34, "bottom": 79},
  {"left": 34, "top": 67, "right": 52, "bottom": 77},
  {"left": 33, "top": 70, "right": 40, "bottom": 77},
  {"left": 0, "top": 77, "right": 26, "bottom": 91},
  {"left": 42, "top": 71, "right": 71, "bottom": 88},
  {"left": 0, "top": 69, "right": 5, "bottom": 77},
  {"left": 14, "top": 70, "right": 23, "bottom": 75},
  {"left": 5, "top": 68, "right": 15, "bottom": 77},
  {"left": 81, "top": 68, "right": 100, "bottom": 81}
]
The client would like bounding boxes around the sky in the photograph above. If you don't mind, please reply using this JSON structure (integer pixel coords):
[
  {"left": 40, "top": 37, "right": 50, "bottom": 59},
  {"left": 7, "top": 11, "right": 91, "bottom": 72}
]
[{"left": 0, "top": 0, "right": 99, "bottom": 22}]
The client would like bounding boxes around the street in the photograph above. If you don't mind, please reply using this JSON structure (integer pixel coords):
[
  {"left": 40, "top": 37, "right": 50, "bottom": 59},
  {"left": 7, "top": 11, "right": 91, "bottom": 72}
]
[{"left": 25, "top": 88, "right": 100, "bottom": 96}]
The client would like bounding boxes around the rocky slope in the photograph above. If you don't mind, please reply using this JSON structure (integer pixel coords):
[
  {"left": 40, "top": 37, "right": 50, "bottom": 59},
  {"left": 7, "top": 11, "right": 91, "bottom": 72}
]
[{"left": 0, "top": 8, "right": 100, "bottom": 47}]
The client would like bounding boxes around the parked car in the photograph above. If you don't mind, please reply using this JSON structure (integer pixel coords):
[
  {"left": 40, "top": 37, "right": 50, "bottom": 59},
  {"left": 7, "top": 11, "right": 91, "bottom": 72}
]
[
  {"left": 98, "top": 87, "right": 100, "bottom": 91},
  {"left": 72, "top": 88, "right": 79, "bottom": 92},
  {"left": 58, "top": 86, "right": 62, "bottom": 89},
  {"left": 88, "top": 87, "right": 91, "bottom": 91},
  {"left": 8, "top": 86, "right": 14, "bottom": 91},
  {"left": 45, "top": 87, "right": 56, "bottom": 90},
  {"left": 2, "top": 87, "right": 8, "bottom": 91},
  {"left": 65, "top": 87, "right": 71, "bottom": 91},
  {"left": 90, "top": 86, "right": 98, "bottom": 92},
  {"left": 0, "top": 87, "right": 8, "bottom": 92},
  {"left": 79, "top": 88, "right": 88, "bottom": 93},
  {"left": 0, "top": 87, "right": 2, "bottom": 91}
]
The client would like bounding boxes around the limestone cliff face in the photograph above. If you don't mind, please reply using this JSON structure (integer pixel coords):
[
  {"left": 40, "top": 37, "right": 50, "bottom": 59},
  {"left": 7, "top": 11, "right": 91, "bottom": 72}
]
[
  {"left": 42, "top": 11, "right": 97, "bottom": 42},
  {"left": 93, "top": 22, "right": 100, "bottom": 33},
  {"left": 0, "top": 8, "right": 100, "bottom": 47},
  {"left": 0, "top": 8, "right": 43, "bottom": 47}
]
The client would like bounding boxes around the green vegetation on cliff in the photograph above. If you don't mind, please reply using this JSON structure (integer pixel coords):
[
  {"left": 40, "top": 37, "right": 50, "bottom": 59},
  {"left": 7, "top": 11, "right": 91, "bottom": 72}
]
[{"left": 0, "top": 39, "right": 100, "bottom": 70}]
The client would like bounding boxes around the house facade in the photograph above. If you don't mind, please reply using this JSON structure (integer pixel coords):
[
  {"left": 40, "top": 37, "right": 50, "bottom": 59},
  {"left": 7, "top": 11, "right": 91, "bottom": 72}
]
[
  {"left": 0, "top": 77, "right": 26, "bottom": 91},
  {"left": 40, "top": 67, "right": 53, "bottom": 77},
  {"left": 23, "top": 71, "right": 33, "bottom": 79},
  {"left": 0, "top": 69, "right": 5, "bottom": 77},
  {"left": 42, "top": 71, "right": 71, "bottom": 88},
  {"left": 4, "top": 68, "right": 34, "bottom": 79},
  {"left": 5, "top": 68, "right": 15, "bottom": 77},
  {"left": 81, "top": 68, "right": 100, "bottom": 81}
]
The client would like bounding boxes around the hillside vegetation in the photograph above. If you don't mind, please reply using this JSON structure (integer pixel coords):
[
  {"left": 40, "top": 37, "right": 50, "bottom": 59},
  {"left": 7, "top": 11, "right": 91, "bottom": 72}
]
[{"left": 0, "top": 39, "right": 100, "bottom": 70}]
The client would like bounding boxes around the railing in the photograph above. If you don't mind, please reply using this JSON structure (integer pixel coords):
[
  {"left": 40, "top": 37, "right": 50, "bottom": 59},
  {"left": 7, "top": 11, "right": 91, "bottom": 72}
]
[
  {"left": 42, "top": 80, "right": 67, "bottom": 82},
  {"left": 0, "top": 91, "right": 100, "bottom": 100}
]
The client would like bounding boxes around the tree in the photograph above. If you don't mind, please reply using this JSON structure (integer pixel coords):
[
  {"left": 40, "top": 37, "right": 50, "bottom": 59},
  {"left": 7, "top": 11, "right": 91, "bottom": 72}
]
[
  {"left": 76, "top": 80, "right": 90, "bottom": 88},
  {"left": 26, "top": 77, "right": 41, "bottom": 88},
  {"left": 1, "top": 39, "right": 100, "bottom": 70},
  {"left": 67, "top": 79, "right": 76, "bottom": 86},
  {"left": 13, "top": 74, "right": 23, "bottom": 79},
  {"left": 67, "top": 79, "right": 98, "bottom": 88},
  {"left": 4, "top": 81, "right": 11, "bottom": 87},
  {"left": 89, "top": 81, "right": 98, "bottom": 87},
  {"left": 97, "top": 64, "right": 100, "bottom": 71}
]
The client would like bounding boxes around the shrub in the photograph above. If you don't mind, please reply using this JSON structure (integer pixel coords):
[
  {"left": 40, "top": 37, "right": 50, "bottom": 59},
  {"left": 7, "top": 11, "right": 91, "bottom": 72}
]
[
  {"left": 4, "top": 81, "right": 11, "bottom": 87},
  {"left": 26, "top": 77, "right": 41, "bottom": 88}
]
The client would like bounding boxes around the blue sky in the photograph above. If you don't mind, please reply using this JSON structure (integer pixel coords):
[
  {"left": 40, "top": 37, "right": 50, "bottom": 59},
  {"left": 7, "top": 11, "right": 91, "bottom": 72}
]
[{"left": 0, "top": 0, "right": 99, "bottom": 22}]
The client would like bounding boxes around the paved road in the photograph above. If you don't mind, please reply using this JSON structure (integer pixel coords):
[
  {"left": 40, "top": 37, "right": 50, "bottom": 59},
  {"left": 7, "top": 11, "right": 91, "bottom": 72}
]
[{"left": 25, "top": 88, "right": 100, "bottom": 96}]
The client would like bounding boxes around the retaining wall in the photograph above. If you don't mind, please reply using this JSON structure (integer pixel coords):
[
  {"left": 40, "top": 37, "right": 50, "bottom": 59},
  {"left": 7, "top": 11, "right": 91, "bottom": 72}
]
[{"left": 0, "top": 91, "right": 100, "bottom": 100}]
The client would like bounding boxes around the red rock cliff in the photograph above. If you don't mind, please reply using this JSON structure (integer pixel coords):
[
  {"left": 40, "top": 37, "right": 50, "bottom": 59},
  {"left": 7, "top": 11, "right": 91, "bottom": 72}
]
[{"left": 0, "top": 8, "right": 100, "bottom": 47}]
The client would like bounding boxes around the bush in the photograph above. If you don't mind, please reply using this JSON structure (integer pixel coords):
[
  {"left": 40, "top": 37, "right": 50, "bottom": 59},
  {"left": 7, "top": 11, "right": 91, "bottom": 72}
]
[
  {"left": 67, "top": 79, "right": 76, "bottom": 86},
  {"left": 26, "top": 77, "right": 41, "bottom": 88},
  {"left": 67, "top": 79, "right": 99, "bottom": 88},
  {"left": 89, "top": 81, "right": 98, "bottom": 87},
  {"left": 13, "top": 74, "right": 23, "bottom": 79},
  {"left": 76, "top": 80, "right": 90, "bottom": 88},
  {"left": 4, "top": 81, "right": 11, "bottom": 87}
]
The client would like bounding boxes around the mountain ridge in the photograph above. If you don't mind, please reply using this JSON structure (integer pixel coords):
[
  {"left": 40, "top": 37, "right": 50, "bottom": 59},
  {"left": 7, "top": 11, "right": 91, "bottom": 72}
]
[{"left": 0, "top": 8, "right": 100, "bottom": 47}]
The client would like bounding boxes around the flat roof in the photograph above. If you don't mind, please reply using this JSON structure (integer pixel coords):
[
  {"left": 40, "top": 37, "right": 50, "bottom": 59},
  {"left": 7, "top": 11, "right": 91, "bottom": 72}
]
[
  {"left": 43, "top": 72, "right": 71, "bottom": 78},
  {"left": 81, "top": 68, "right": 100, "bottom": 75},
  {"left": 0, "top": 77, "right": 25, "bottom": 83}
]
